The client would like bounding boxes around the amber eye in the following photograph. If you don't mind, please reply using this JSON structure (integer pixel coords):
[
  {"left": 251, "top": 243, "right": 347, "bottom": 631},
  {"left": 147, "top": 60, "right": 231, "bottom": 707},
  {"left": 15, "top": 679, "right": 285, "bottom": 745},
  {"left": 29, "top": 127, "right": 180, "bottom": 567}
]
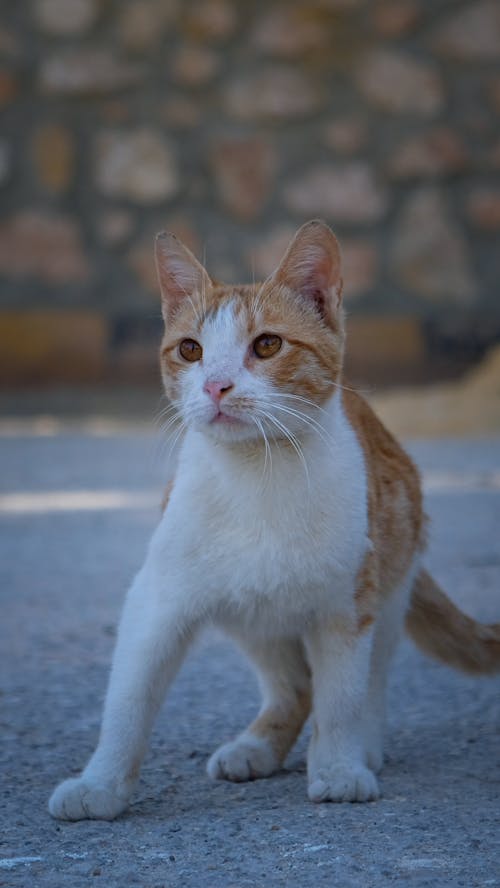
[
  {"left": 253, "top": 334, "right": 282, "bottom": 359},
  {"left": 179, "top": 339, "right": 202, "bottom": 362}
]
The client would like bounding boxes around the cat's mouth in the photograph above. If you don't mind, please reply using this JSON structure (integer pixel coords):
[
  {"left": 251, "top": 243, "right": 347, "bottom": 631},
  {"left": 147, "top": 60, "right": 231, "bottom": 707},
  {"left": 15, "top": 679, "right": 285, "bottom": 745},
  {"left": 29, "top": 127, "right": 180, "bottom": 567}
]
[{"left": 211, "top": 409, "right": 245, "bottom": 425}]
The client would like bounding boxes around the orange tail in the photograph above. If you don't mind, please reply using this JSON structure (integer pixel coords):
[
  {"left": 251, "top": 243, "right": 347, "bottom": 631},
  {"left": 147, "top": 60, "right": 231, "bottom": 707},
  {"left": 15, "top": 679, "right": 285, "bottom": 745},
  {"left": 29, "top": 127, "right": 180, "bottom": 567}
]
[{"left": 406, "top": 569, "right": 500, "bottom": 675}]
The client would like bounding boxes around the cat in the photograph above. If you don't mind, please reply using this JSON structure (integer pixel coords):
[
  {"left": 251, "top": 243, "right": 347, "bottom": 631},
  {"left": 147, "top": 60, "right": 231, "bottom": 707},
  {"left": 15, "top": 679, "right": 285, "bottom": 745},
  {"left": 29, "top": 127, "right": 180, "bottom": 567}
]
[{"left": 49, "top": 220, "right": 500, "bottom": 820}]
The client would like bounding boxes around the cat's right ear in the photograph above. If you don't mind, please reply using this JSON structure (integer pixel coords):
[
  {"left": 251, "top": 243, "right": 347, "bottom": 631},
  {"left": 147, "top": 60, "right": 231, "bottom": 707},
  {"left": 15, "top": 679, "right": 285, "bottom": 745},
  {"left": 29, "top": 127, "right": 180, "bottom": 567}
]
[
  {"left": 155, "top": 232, "right": 211, "bottom": 323},
  {"left": 270, "top": 220, "right": 343, "bottom": 327}
]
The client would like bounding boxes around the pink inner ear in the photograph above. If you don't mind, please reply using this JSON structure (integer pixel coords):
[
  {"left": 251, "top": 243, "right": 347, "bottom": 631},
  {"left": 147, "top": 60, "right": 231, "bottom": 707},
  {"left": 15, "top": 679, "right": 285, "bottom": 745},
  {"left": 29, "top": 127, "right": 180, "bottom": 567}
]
[
  {"left": 305, "top": 283, "right": 328, "bottom": 316},
  {"left": 284, "top": 243, "right": 341, "bottom": 316},
  {"left": 155, "top": 233, "right": 210, "bottom": 320},
  {"left": 303, "top": 247, "right": 336, "bottom": 291}
]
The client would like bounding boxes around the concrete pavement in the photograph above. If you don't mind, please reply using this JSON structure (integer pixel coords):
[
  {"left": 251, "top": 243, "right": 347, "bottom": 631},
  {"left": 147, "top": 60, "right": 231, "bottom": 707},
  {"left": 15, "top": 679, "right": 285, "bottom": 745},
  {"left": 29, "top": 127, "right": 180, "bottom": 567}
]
[{"left": 1, "top": 429, "right": 499, "bottom": 887}]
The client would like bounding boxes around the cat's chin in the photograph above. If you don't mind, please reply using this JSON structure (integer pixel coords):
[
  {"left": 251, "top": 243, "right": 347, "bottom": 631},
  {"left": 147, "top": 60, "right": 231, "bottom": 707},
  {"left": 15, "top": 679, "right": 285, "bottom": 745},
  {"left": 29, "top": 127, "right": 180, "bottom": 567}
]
[{"left": 198, "top": 415, "right": 260, "bottom": 445}]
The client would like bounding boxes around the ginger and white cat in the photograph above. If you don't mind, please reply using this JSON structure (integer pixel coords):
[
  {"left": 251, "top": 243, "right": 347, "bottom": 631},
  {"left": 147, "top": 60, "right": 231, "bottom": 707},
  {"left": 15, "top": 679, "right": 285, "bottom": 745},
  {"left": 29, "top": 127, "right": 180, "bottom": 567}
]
[{"left": 49, "top": 221, "right": 500, "bottom": 820}]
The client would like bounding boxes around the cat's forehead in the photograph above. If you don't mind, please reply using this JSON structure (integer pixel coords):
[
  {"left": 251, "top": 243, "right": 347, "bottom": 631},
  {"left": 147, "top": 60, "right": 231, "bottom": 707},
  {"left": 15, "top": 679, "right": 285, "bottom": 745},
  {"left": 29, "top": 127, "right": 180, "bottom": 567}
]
[
  {"left": 201, "top": 299, "right": 252, "bottom": 357},
  {"left": 202, "top": 284, "right": 261, "bottom": 336}
]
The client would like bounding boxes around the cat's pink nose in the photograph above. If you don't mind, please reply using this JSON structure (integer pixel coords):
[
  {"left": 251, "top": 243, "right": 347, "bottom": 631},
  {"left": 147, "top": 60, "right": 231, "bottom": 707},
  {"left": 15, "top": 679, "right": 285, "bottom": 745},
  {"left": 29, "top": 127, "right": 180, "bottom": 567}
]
[{"left": 204, "top": 380, "right": 234, "bottom": 403}]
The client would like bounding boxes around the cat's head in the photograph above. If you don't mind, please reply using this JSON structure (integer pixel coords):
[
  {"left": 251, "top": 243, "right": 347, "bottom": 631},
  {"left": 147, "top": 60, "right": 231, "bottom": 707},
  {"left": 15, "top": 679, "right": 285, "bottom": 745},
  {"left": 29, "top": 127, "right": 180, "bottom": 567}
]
[{"left": 155, "top": 220, "right": 345, "bottom": 444}]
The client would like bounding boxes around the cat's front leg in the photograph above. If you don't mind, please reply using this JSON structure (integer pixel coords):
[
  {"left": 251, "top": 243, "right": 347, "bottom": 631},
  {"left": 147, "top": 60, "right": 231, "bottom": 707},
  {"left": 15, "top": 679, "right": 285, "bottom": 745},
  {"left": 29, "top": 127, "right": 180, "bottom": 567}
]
[
  {"left": 304, "top": 619, "right": 380, "bottom": 803},
  {"left": 49, "top": 562, "right": 199, "bottom": 821}
]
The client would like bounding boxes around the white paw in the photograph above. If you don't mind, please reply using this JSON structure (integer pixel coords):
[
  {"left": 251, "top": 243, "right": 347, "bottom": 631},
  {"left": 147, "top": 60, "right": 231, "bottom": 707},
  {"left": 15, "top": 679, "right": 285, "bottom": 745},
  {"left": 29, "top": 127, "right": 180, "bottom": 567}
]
[
  {"left": 207, "top": 734, "right": 279, "bottom": 782},
  {"left": 48, "top": 777, "right": 130, "bottom": 821},
  {"left": 308, "top": 764, "right": 380, "bottom": 803}
]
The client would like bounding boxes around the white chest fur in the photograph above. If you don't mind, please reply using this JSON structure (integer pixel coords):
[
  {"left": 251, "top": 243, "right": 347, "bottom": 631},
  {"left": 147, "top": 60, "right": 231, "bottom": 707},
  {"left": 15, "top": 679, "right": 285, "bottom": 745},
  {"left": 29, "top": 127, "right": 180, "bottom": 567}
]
[{"left": 149, "top": 396, "right": 369, "bottom": 635}]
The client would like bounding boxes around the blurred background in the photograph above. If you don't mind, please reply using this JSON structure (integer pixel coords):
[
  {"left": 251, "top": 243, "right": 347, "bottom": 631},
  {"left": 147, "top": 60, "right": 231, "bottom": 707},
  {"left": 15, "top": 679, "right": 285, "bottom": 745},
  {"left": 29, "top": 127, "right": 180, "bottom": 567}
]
[
  {"left": 1, "top": 0, "right": 500, "bottom": 432},
  {"left": 3, "top": 4, "right": 500, "bottom": 871}
]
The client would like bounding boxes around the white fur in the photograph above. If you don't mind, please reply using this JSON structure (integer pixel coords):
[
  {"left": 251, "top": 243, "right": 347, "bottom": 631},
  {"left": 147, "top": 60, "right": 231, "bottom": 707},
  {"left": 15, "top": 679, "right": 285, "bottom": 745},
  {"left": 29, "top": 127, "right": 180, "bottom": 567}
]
[{"left": 49, "top": 301, "right": 406, "bottom": 820}]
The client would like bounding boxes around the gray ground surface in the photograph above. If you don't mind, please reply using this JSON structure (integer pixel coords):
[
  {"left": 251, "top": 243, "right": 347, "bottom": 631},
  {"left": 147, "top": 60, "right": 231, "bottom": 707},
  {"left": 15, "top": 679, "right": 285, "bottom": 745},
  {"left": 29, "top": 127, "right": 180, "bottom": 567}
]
[{"left": 1, "top": 430, "right": 499, "bottom": 887}]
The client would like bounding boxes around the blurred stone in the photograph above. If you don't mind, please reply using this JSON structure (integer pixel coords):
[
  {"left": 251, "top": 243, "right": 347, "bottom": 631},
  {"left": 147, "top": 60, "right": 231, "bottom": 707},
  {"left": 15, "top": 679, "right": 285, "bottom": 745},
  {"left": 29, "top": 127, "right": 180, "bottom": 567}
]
[
  {"left": 432, "top": 1, "right": 500, "bottom": 60},
  {"left": 464, "top": 111, "right": 492, "bottom": 139},
  {"left": 33, "top": 123, "right": 75, "bottom": 193},
  {"left": 341, "top": 240, "right": 378, "bottom": 299},
  {"left": 391, "top": 189, "right": 476, "bottom": 304},
  {"left": 387, "top": 128, "right": 468, "bottom": 179},
  {"left": 0, "top": 310, "right": 106, "bottom": 384},
  {"left": 248, "top": 226, "right": 296, "bottom": 279},
  {"left": 117, "top": 0, "right": 178, "bottom": 53},
  {"left": 183, "top": 0, "right": 236, "bottom": 41},
  {"left": 356, "top": 50, "right": 444, "bottom": 114},
  {"left": 0, "top": 140, "right": 10, "bottom": 186},
  {"left": 466, "top": 190, "right": 500, "bottom": 230},
  {"left": 171, "top": 45, "right": 219, "bottom": 87},
  {"left": 35, "top": 0, "right": 98, "bottom": 36},
  {"left": 129, "top": 240, "right": 159, "bottom": 294},
  {"left": 162, "top": 96, "right": 201, "bottom": 128},
  {"left": 0, "top": 211, "right": 89, "bottom": 284},
  {"left": 314, "top": 0, "right": 364, "bottom": 6},
  {"left": 283, "top": 163, "right": 387, "bottom": 222},
  {"left": 372, "top": 0, "right": 419, "bottom": 38},
  {"left": 111, "top": 339, "right": 159, "bottom": 381},
  {"left": 211, "top": 137, "right": 275, "bottom": 221},
  {"left": 39, "top": 49, "right": 144, "bottom": 95},
  {"left": 489, "top": 77, "right": 500, "bottom": 114},
  {"left": 489, "top": 139, "right": 500, "bottom": 169},
  {"left": 224, "top": 67, "right": 322, "bottom": 121},
  {"left": 95, "top": 129, "right": 178, "bottom": 204},
  {"left": 0, "top": 70, "right": 18, "bottom": 106},
  {"left": 251, "top": 7, "right": 330, "bottom": 57},
  {"left": 185, "top": 176, "right": 207, "bottom": 201},
  {"left": 98, "top": 210, "right": 134, "bottom": 246},
  {"left": 98, "top": 100, "right": 131, "bottom": 124},
  {"left": 0, "top": 27, "right": 21, "bottom": 59},
  {"left": 325, "top": 117, "right": 367, "bottom": 154},
  {"left": 346, "top": 316, "right": 425, "bottom": 377}
]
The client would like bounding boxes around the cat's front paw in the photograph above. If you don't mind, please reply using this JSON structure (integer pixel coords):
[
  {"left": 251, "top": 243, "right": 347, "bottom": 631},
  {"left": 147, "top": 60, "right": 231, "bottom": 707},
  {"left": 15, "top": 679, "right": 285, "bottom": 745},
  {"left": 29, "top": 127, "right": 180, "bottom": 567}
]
[
  {"left": 207, "top": 734, "right": 279, "bottom": 782},
  {"left": 308, "top": 764, "right": 380, "bottom": 803},
  {"left": 48, "top": 777, "right": 130, "bottom": 821}
]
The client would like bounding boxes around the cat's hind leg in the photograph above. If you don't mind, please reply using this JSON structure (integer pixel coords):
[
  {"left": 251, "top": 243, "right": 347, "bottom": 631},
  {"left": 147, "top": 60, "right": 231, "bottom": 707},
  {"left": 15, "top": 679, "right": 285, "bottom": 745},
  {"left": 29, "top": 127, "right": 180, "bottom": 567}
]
[
  {"left": 362, "top": 573, "right": 414, "bottom": 773},
  {"left": 207, "top": 637, "right": 311, "bottom": 782}
]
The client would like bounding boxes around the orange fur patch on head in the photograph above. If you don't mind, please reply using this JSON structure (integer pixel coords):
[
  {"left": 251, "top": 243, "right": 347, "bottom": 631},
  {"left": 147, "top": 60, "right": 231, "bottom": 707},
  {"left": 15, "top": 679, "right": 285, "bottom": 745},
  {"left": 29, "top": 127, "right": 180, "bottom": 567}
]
[{"left": 249, "top": 279, "right": 344, "bottom": 404}]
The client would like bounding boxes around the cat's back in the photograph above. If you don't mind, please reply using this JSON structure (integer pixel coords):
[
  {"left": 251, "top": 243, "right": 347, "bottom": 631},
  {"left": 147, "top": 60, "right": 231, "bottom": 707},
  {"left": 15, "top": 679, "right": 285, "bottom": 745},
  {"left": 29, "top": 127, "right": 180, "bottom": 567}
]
[
  {"left": 342, "top": 388, "right": 418, "bottom": 487},
  {"left": 342, "top": 387, "right": 426, "bottom": 588}
]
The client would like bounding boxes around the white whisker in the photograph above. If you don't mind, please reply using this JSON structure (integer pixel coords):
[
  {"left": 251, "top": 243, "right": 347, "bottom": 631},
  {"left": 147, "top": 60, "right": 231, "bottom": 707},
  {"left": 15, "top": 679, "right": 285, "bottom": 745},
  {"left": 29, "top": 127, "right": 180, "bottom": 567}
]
[
  {"left": 255, "top": 408, "right": 310, "bottom": 489},
  {"left": 270, "top": 403, "right": 335, "bottom": 452},
  {"left": 273, "top": 392, "right": 331, "bottom": 418},
  {"left": 253, "top": 417, "right": 272, "bottom": 490}
]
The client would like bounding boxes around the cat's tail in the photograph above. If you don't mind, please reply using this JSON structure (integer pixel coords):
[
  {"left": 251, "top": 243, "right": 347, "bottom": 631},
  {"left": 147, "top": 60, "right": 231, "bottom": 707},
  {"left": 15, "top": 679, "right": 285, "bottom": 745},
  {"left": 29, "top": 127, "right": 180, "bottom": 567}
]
[{"left": 405, "top": 569, "right": 500, "bottom": 675}]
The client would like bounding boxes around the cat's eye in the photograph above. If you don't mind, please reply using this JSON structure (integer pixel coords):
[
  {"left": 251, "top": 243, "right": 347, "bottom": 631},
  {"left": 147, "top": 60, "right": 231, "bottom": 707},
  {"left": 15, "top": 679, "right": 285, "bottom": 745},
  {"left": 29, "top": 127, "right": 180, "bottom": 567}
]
[
  {"left": 253, "top": 334, "right": 282, "bottom": 359},
  {"left": 179, "top": 339, "right": 202, "bottom": 362}
]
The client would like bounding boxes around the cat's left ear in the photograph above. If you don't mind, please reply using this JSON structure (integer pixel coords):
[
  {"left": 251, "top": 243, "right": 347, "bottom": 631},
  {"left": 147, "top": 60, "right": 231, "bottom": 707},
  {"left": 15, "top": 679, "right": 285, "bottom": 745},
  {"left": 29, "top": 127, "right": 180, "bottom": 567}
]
[
  {"left": 271, "top": 220, "right": 343, "bottom": 325},
  {"left": 155, "top": 231, "right": 211, "bottom": 323}
]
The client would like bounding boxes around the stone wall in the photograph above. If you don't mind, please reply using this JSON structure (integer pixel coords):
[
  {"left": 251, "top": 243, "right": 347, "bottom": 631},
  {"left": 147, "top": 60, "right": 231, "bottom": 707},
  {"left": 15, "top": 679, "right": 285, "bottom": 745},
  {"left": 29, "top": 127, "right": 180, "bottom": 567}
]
[{"left": 1, "top": 0, "right": 500, "bottom": 385}]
